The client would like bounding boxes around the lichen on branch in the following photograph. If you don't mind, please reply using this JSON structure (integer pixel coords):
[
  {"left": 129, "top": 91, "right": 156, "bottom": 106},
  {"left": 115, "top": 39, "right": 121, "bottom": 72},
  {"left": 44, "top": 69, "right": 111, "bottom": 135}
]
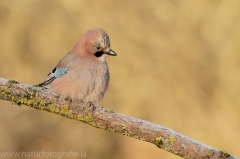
[{"left": 0, "top": 78, "right": 238, "bottom": 159}]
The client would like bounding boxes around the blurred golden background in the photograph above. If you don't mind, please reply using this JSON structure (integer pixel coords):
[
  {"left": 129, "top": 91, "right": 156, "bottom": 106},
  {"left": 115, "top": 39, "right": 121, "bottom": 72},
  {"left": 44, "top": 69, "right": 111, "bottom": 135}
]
[{"left": 0, "top": 0, "right": 240, "bottom": 158}]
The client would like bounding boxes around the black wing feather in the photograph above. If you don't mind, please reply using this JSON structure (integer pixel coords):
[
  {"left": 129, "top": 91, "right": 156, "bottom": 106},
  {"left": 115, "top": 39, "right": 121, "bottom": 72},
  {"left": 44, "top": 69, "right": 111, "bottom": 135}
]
[
  {"left": 34, "top": 67, "right": 57, "bottom": 87},
  {"left": 34, "top": 76, "right": 56, "bottom": 87}
]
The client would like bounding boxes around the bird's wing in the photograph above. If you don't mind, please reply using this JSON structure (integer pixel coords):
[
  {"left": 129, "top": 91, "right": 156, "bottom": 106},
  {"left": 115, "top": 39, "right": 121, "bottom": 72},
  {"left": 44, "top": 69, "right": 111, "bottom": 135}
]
[
  {"left": 35, "top": 67, "right": 69, "bottom": 87},
  {"left": 35, "top": 53, "right": 77, "bottom": 87}
]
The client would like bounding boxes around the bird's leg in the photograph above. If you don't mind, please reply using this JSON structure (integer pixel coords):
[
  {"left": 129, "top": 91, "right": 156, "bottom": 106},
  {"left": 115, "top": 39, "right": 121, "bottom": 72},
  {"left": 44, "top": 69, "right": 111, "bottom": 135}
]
[{"left": 88, "top": 102, "right": 94, "bottom": 107}]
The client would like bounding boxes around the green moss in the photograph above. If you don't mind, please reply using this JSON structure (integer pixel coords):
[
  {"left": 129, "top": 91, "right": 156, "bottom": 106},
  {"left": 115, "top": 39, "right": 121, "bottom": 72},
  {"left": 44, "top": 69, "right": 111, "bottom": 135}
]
[
  {"left": 177, "top": 151, "right": 184, "bottom": 157},
  {"left": 220, "top": 150, "right": 230, "bottom": 158},
  {"left": 122, "top": 130, "right": 134, "bottom": 137},
  {"left": 58, "top": 105, "right": 78, "bottom": 119},
  {"left": 1, "top": 82, "right": 155, "bottom": 151},
  {"left": 49, "top": 105, "right": 58, "bottom": 113},
  {"left": 39, "top": 101, "right": 46, "bottom": 110},
  {"left": 1, "top": 88, "right": 11, "bottom": 95},
  {"left": 76, "top": 115, "right": 85, "bottom": 121},
  {"left": 85, "top": 112, "right": 93, "bottom": 121},
  {"left": 173, "top": 151, "right": 180, "bottom": 156},
  {"left": 95, "top": 123, "right": 106, "bottom": 130},
  {"left": 107, "top": 109, "right": 114, "bottom": 113},
  {"left": 1, "top": 82, "right": 113, "bottom": 131},
  {"left": 8, "top": 79, "right": 19, "bottom": 84},
  {"left": 139, "top": 137, "right": 145, "bottom": 141},
  {"left": 207, "top": 150, "right": 214, "bottom": 158},
  {"left": 81, "top": 112, "right": 93, "bottom": 122},
  {"left": 155, "top": 135, "right": 187, "bottom": 157},
  {"left": 156, "top": 136, "right": 162, "bottom": 141},
  {"left": 59, "top": 105, "right": 70, "bottom": 115},
  {"left": 27, "top": 87, "right": 37, "bottom": 95},
  {"left": 155, "top": 136, "right": 163, "bottom": 145},
  {"left": 169, "top": 136, "right": 176, "bottom": 142},
  {"left": 7, "top": 79, "right": 20, "bottom": 88},
  {"left": 106, "top": 127, "right": 115, "bottom": 132},
  {"left": 75, "top": 112, "right": 96, "bottom": 126}
]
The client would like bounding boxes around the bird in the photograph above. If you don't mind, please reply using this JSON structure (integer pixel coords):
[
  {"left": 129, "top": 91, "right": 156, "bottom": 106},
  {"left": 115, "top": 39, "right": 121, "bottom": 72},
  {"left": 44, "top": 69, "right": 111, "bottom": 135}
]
[{"left": 35, "top": 28, "right": 117, "bottom": 106}]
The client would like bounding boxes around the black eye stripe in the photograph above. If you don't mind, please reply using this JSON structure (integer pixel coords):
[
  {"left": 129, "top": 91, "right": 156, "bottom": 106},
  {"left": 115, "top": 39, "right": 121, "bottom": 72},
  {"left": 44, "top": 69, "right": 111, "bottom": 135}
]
[{"left": 94, "top": 51, "right": 104, "bottom": 57}]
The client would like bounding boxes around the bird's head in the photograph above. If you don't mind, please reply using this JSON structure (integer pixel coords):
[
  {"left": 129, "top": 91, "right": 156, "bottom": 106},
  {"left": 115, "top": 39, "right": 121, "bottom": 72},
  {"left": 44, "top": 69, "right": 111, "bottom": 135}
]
[{"left": 72, "top": 28, "right": 117, "bottom": 61}]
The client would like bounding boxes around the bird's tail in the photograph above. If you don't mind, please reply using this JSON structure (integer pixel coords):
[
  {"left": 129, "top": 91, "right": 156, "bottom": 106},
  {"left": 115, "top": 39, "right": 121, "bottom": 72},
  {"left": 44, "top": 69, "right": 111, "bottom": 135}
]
[{"left": 33, "top": 82, "right": 45, "bottom": 87}]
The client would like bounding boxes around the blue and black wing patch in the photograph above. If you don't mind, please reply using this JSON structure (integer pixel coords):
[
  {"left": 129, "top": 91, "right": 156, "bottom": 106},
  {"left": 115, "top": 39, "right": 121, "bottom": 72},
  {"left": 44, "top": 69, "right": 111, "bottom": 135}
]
[
  {"left": 35, "top": 68, "right": 68, "bottom": 87},
  {"left": 54, "top": 68, "right": 68, "bottom": 78}
]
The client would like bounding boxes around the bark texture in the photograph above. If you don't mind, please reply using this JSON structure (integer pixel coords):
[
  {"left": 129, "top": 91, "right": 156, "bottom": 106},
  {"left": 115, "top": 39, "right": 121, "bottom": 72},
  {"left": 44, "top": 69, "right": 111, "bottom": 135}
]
[{"left": 0, "top": 78, "right": 238, "bottom": 159}]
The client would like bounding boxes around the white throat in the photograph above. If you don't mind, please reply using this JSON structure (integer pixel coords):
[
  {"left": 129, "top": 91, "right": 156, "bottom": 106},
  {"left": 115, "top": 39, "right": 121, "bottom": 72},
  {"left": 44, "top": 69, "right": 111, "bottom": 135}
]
[{"left": 98, "top": 54, "right": 107, "bottom": 62}]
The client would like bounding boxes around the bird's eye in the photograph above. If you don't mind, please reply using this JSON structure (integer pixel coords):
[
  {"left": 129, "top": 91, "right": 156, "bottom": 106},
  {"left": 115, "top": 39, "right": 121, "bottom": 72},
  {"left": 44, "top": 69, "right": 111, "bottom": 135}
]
[{"left": 96, "top": 46, "right": 101, "bottom": 50}]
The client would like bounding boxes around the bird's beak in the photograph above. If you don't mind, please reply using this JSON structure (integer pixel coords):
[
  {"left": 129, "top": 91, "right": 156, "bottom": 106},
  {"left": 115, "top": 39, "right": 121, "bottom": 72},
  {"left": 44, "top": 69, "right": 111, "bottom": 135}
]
[{"left": 106, "top": 49, "right": 117, "bottom": 56}]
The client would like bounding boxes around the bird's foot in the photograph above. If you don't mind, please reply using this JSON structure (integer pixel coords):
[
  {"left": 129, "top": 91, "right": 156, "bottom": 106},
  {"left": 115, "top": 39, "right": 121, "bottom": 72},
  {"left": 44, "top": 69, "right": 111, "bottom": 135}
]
[
  {"left": 65, "top": 96, "right": 73, "bottom": 103},
  {"left": 88, "top": 102, "right": 94, "bottom": 107}
]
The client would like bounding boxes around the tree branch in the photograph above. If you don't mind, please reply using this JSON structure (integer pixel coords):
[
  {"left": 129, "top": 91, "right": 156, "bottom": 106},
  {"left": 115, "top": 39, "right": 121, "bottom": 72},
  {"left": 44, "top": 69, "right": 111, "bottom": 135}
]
[{"left": 0, "top": 78, "right": 238, "bottom": 159}]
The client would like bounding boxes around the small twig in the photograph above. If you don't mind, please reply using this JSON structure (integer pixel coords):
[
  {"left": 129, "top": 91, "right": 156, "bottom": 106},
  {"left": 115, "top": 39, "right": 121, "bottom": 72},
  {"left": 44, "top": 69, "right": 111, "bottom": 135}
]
[{"left": 0, "top": 78, "right": 238, "bottom": 159}]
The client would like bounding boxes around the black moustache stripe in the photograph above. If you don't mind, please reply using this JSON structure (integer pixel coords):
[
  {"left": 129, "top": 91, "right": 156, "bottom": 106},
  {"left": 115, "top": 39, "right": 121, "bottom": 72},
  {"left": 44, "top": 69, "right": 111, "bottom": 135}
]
[{"left": 94, "top": 51, "right": 104, "bottom": 57}]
